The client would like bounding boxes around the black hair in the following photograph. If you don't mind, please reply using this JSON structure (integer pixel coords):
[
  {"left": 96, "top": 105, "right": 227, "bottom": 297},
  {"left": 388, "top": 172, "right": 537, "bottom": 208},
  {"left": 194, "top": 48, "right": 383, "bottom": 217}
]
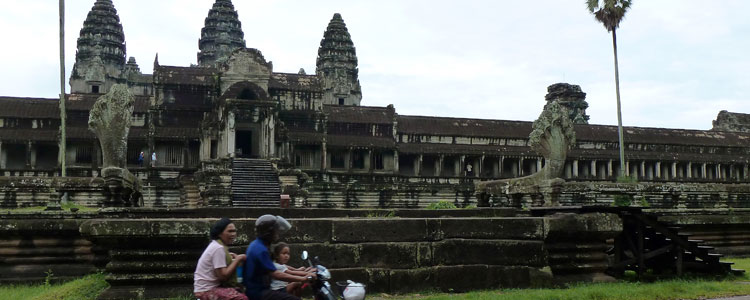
[
  {"left": 271, "top": 242, "right": 289, "bottom": 261},
  {"left": 210, "top": 218, "right": 233, "bottom": 240}
]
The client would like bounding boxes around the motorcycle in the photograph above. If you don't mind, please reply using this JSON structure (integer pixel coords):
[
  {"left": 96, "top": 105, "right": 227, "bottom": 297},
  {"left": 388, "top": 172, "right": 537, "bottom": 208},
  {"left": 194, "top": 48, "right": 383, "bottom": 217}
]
[{"left": 301, "top": 250, "right": 366, "bottom": 300}]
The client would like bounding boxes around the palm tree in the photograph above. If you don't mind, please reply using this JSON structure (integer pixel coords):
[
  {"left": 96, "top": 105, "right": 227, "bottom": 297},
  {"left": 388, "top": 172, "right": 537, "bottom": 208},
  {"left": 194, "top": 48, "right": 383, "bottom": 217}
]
[{"left": 587, "top": 0, "right": 632, "bottom": 178}]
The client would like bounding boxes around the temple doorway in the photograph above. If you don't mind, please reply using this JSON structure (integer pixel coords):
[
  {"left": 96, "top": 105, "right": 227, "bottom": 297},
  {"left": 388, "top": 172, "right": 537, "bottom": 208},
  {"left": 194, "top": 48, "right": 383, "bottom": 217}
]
[{"left": 235, "top": 130, "right": 256, "bottom": 158}]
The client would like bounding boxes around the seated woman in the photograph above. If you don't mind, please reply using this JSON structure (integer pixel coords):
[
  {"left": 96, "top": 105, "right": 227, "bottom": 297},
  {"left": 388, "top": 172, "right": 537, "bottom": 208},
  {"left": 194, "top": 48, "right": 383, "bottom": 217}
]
[{"left": 194, "top": 218, "right": 248, "bottom": 300}]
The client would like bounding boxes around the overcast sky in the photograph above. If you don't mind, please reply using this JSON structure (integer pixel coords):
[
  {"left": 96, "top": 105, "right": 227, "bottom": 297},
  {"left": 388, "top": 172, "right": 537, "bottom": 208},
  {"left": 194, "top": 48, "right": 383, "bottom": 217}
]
[{"left": 0, "top": 0, "right": 748, "bottom": 130}]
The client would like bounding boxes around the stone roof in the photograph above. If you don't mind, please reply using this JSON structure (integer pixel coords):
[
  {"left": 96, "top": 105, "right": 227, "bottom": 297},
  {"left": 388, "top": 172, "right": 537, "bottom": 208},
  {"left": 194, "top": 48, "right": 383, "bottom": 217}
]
[
  {"left": 327, "top": 135, "right": 394, "bottom": 148},
  {"left": 712, "top": 110, "right": 750, "bottom": 133},
  {"left": 67, "top": 94, "right": 150, "bottom": 113},
  {"left": 575, "top": 124, "right": 750, "bottom": 147},
  {"left": 324, "top": 105, "right": 394, "bottom": 124},
  {"left": 270, "top": 73, "right": 321, "bottom": 92},
  {"left": 154, "top": 65, "right": 217, "bottom": 86},
  {"left": 198, "top": 0, "right": 246, "bottom": 66},
  {"left": 75, "top": 0, "right": 126, "bottom": 67},
  {"left": 0, "top": 97, "right": 60, "bottom": 118},
  {"left": 0, "top": 128, "right": 58, "bottom": 142},
  {"left": 154, "top": 127, "right": 201, "bottom": 139},
  {"left": 397, "top": 115, "right": 532, "bottom": 139},
  {"left": 398, "top": 143, "right": 535, "bottom": 156}
]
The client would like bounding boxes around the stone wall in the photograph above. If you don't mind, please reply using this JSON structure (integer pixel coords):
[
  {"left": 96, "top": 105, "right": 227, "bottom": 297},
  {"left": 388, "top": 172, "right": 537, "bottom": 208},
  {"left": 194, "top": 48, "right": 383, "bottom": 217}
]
[
  {"left": 0, "top": 177, "right": 106, "bottom": 208},
  {"left": 0, "top": 216, "right": 105, "bottom": 284},
  {"left": 79, "top": 213, "right": 620, "bottom": 299}
]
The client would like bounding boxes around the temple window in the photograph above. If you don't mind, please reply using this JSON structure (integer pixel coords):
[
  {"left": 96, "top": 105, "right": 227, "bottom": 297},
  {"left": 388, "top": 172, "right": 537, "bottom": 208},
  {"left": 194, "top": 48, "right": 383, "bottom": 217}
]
[
  {"left": 330, "top": 151, "right": 346, "bottom": 169},
  {"left": 91, "top": 85, "right": 100, "bottom": 94},
  {"left": 238, "top": 88, "right": 257, "bottom": 100},
  {"left": 374, "top": 152, "right": 384, "bottom": 170},
  {"left": 339, "top": 98, "right": 345, "bottom": 105},
  {"left": 75, "top": 145, "right": 93, "bottom": 164}
]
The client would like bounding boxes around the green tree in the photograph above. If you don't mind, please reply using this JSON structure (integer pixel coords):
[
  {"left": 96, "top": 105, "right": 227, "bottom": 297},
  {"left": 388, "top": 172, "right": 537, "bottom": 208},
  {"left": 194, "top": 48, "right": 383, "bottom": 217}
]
[{"left": 587, "top": 0, "right": 632, "bottom": 177}]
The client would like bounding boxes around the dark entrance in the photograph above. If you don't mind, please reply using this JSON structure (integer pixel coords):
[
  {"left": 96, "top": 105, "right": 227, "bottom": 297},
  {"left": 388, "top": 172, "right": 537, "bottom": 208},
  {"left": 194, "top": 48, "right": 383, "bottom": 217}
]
[{"left": 236, "top": 130, "right": 255, "bottom": 158}]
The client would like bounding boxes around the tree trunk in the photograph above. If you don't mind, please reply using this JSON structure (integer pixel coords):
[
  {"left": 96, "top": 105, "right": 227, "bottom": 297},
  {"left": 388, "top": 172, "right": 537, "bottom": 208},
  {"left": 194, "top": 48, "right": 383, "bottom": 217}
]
[
  {"left": 612, "top": 28, "right": 626, "bottom": 178},
  {"left": 58, "top": 0, "right": 67, "bottom": 177}
]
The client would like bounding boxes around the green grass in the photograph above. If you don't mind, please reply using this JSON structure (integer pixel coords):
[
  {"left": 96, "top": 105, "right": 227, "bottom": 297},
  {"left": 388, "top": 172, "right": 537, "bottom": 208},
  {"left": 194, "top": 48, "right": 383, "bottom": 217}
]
[
  {"left": 0, "top": 273, "right": 107, "bottom": 300},
  {"left": 2, "top": 259, "right": 750, "bottom": 300},
  {"left": 369, "top": 258, "right": 750, "bottom": 300},
  {"left": 0, "top": 202, "right": 99, "bottom": 213}
]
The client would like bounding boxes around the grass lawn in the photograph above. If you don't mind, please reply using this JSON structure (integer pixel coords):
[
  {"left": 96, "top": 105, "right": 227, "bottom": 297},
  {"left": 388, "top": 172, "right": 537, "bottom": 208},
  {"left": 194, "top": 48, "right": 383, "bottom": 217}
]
[{"left": 1, "top": 259, "right": 749, "bottom": 300}]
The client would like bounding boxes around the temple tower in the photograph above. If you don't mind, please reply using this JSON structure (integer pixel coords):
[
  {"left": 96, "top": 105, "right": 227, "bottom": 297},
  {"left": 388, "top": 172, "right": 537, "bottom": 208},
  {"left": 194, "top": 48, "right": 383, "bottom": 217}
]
[
  {"left": 69, "top": 0, "right": 127, "bottom": 94},
  {"left": 197, "top": 0, "right": 247, "bottom": 66},
  {"left": 316, "top": 13, "right": 362, "bottom": 106}
]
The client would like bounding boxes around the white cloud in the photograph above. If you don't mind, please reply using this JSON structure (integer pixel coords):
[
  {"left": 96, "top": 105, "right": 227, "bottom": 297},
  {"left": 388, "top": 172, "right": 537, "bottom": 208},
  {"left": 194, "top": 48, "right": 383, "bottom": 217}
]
[{"left": 0, "top": 0, "right": 748, "bottom": 131}]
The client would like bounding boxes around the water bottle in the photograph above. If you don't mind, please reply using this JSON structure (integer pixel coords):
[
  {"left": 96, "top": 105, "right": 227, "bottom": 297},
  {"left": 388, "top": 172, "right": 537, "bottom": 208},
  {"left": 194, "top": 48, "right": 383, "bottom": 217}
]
[{"left": 236, "top": 264, "right": 244, "bottom": 282}]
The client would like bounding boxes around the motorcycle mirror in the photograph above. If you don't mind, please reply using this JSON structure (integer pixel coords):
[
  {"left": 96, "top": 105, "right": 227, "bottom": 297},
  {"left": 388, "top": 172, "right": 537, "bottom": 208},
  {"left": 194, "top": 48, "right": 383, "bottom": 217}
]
[{"left": 301, "top": 250, "right": 308, "bottom": 260}]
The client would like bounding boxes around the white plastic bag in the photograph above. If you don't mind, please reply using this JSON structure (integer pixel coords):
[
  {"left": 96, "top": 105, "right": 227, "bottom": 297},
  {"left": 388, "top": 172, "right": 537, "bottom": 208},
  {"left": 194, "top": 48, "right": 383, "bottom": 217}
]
[{"left": 342, "top": 280, "right": 366, "bottom": 300}]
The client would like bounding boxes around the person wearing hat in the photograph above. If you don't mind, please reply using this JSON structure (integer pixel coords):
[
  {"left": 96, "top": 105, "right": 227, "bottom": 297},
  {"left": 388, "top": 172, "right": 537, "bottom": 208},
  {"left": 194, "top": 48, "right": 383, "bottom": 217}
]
[
  {"left": 194, "top": 218, "right": 248, "bottom": 300},
  {"left": 243, "top": 215, "right": 316, "bottom": 300}
]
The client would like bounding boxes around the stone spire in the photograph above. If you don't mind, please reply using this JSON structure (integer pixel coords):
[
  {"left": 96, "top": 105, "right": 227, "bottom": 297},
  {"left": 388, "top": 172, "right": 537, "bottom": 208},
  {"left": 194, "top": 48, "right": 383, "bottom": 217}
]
[
  {"left": 70, "top": 0, "right": 127, "bottom": 94},
  {"left": 75, "top": 0, "right": 126, "bottom": 68},
  {"left": 198, "top": 0, "right": 246, "bottom": 66},
  {"left": 316, "top": 13, "right": 362, "bottom": 106}
]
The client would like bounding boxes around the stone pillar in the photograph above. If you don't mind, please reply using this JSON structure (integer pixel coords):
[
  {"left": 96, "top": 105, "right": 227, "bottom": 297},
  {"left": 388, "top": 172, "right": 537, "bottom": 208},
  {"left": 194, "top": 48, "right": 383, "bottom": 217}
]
[
  {"left": 701, "top": 163, "right": 707, "bottom": 179},
  {"left": 537, "top": 159, "right": 544, "bottom": 175},
  {"left": 416, "top": 154, "right": 422, "bottom": 176},
  {"left": 671, "top": 162, "right": 677, "bottom": 179},
  {"left": 365, "top": 149, "right": 372, "bottom": 171},
  {"left": 183, "top": 140, "right": 189, "bottom": 168},
  {"left": 459, "top": 155, "right": 465, "bottom": 177},
  {"left": 321, "top": 141, "right": 327, "bottom": 171},
  {"left": 640, "top": 161, "right": 646, "bottom": 179},
  {"left": 393, "top": 151, "right": 399, "bottom": 173},
  {"left": 572, "top": 160, "right": 579, "bottom": 178},
  {"left": 478, "top": 155, "right": 485, "bottom": 177},
  {"left": 437, "top": 155, "right": 443, "bottom": 177},
  {"left": 717, "top": 164, "right": 723, "bottom": 180},
  {"left": 516, "top": 158, "right": 522, "bottom": 177},
  {"left": 346, "top": 148, "right": 352, "bottom": 170},
  {"left": 744, "top": 164, "right": 749, "bottom": 181},
  {"left": 590, "top": 160, "right": 597, "bottom": 178},
  {"left": 498, "top": 156, "right": 504, "bottom": 177},
  {"left": 608, "top": 160, "right": 613, "bottom": 177},
  {"left": 687, "top": 162, "right": 692, "bottom": 178},
  {"left": 655, "top": 162, "right": 661, "bottom": 179},
  {"left": 625, "top": 161, "right": 630, "bottom": 177},
  {"left": 0, "top": 141, "right": 4, "bottom": 169},
  {"left": 25, "top": 141, "right": 32, "bottom": 169}
]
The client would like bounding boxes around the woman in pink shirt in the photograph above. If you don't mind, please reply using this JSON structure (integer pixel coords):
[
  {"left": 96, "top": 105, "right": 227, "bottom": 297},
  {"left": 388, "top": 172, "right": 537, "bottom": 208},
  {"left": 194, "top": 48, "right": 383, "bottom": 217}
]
[{"left": 194, "top": 218, "right": 248, "bottom": 300}]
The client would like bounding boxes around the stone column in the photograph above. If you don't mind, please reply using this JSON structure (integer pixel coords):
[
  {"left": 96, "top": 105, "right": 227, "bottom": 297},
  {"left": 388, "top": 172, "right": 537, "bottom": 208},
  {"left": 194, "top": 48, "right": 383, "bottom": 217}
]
[
  {"left": 687, "top": 162, "right": 692, "bottom": 178},
  {"left": 717, "top": 164, "right": 723, "bottom": 180},
  {"left": 671, "top": 162, "right": 677, "bottom": 179},
  {"left": 0, "top": 141, "right": 4, "bottom": 169},
  {"left": 701, "top": 163, "right": 707, "bottom": 179},
  {"left": 482, "top": 155, "right": 484, "bottom": 177},
  {"left": 590, "top": 160, "right": 597, "bottom": 178},
  {"left": 346, "top": 148, "right": 352, "bottom": 170},
  {"left": 459, "top": 155, "right": 465, "bottom": 177},
  {"left": 393, "top": 150, "right": 399, "bottom": 173},
  {"left": 365, "top": 149, "right": 372, "bottom": 171},
  {"left": 416, "top": 154, "right": 422, "bottom": 176},
  {"left": 744, "top": 164, "right": 750, "bottom": 181},
  {"left": 537, "top": 159, "right": 544, "bottom": 175},
  {"left": 516, "top": 158, "right": 522, "bottom": 177},
  {"left": 625, "top": 161, "right": 630, "bottom": 177},
  {"left": 640, "top": 161, "right": 646, "bottom": 178},
  {"left": 572, "top": 160, "right": 579, "bottom": 178},
  {"left": 608, "top": 160, "right": 613, "bottom": 177},
  {"left": 498, "top": 156, "right": 504, "bottom": 177},
  {"left": 25, "top": 141, "right": 32, "bottom": 169},
  {"left": 321, "top": 141, "right": 327, "bottom": 171},
  {"left": 436, "top": 155, "right": 444, "bottom": 176},
  {"left": 655, "top": 162, "right": 662, "bottom": 179}
]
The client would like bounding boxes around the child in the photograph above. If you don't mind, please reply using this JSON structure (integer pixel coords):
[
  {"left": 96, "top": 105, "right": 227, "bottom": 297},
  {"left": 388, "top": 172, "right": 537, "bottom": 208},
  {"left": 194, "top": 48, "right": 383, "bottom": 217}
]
[{"left": 270, "top": 242, "right": 314, "bottom": 297}]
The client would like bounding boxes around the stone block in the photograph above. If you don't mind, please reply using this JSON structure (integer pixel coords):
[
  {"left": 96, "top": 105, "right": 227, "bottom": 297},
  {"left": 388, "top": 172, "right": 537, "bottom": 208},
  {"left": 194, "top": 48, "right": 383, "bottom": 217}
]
[
  {"left": 388, "top": 267, "right": 437, "bottom": 294},
  {"left": 437, "top": 217, "right": 545, "bottom": 240},
  {"left": 432, "top": 239, "right": 546, "bottom": 267},
  {"left": 331, "top": 219, "right": 429, "bottom": 243}
]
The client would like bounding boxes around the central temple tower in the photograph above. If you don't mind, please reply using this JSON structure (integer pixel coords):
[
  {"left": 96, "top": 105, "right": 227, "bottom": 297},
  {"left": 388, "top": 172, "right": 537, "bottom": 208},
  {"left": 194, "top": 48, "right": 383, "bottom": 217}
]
[
  {"left": 316, "top": 13, "right": 362, "bottom": 106},
  {"left": 197, "top": 0, "right": 247, "bottom": 66}
]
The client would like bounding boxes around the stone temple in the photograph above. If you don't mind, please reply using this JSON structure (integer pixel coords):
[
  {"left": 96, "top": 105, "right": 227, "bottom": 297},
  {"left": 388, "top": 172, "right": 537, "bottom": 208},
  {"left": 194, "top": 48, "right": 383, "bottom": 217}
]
[{"left": 1, "top": 0, "right": 749, "bottom": 209}]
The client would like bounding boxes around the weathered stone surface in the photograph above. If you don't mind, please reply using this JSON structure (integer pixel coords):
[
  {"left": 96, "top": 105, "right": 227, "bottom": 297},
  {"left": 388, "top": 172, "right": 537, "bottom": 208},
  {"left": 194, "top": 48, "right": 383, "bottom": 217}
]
[
  {"left": 88, "top": 84, "right": 134, "bottom": 169},
  {"left": 436, "top": 217, "right": 546, "bottom": 240},
  {"left": 432, "top": 239, "right": 547, "bottom": 267},
  {"left": 331, "top": 219, "right": 430, "bottom": 242}
]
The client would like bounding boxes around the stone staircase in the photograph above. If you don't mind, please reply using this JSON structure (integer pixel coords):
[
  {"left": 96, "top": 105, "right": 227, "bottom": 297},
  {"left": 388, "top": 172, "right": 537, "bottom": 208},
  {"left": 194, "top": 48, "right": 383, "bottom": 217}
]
[
  {"left": 180, "top": 176, "right": 201, "bottom": 208},
  {"left": 231, "top": 158, "right": 281, "bottom": 207}
]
